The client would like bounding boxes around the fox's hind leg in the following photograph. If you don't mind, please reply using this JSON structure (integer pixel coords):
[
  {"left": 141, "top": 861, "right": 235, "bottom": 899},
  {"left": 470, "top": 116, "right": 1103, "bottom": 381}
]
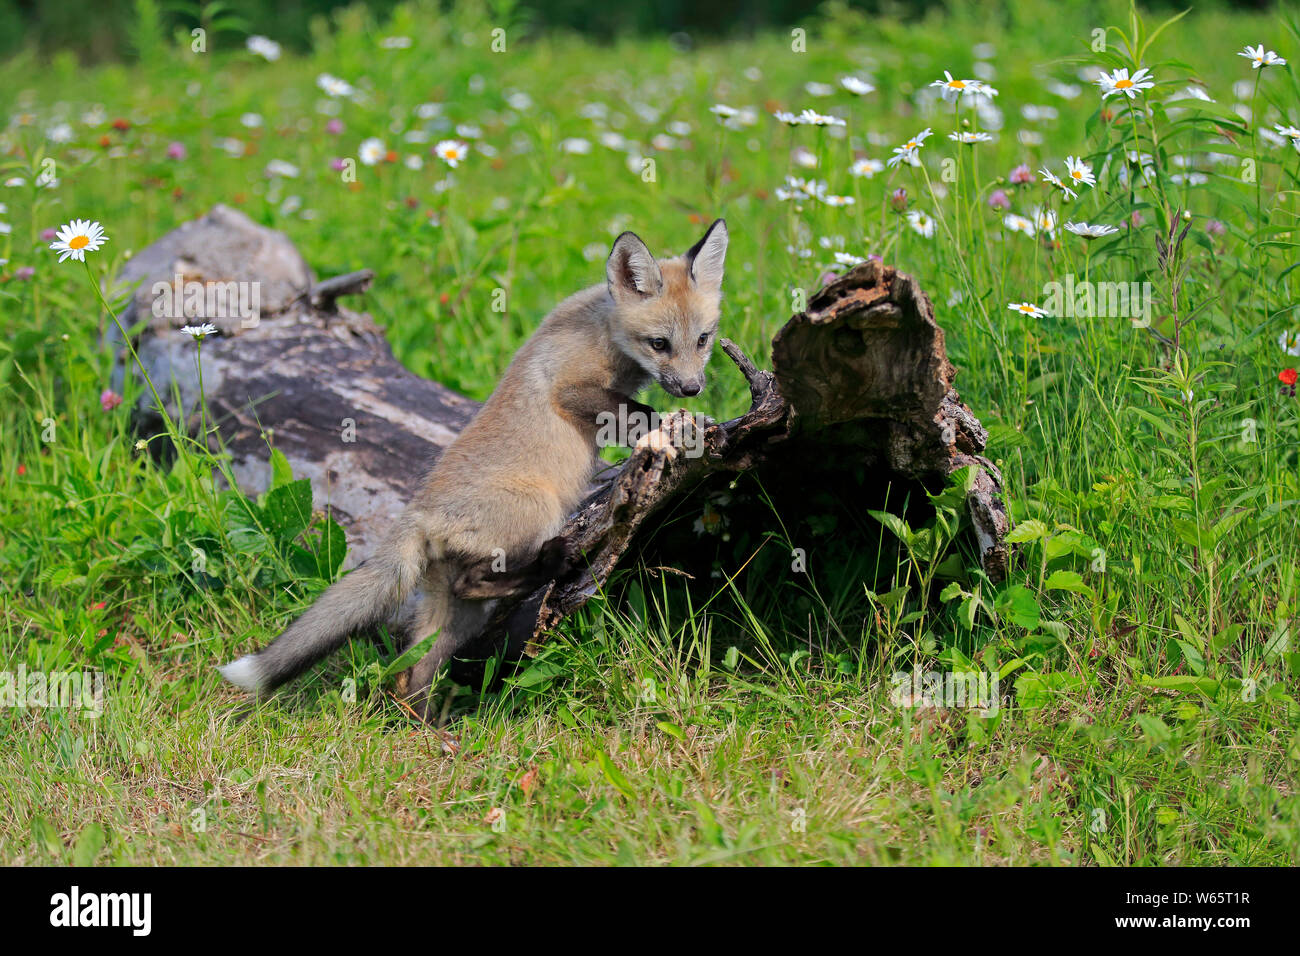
[{"left": 397, "top": 569, "right": 496, "bottom": 721}]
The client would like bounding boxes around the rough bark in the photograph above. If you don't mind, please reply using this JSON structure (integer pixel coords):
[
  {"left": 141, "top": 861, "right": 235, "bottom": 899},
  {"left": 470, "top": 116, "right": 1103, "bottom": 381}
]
[{"left": 111, "top": 207, "right": 1009, "bottom": 669}]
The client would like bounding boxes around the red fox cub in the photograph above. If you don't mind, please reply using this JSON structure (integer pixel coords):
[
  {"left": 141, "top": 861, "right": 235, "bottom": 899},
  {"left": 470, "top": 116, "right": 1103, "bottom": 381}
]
[{"left": 220, "top": 219, "right": 729, "bottom": 718}]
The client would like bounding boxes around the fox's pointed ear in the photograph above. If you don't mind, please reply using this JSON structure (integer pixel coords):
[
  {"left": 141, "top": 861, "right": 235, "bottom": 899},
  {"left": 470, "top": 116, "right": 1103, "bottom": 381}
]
[
  {"left": 685, "top": 218, "right": 728, "bottom": 291},
  {"left": 607, "top": 231, "right": 663, "bottom": 298}
]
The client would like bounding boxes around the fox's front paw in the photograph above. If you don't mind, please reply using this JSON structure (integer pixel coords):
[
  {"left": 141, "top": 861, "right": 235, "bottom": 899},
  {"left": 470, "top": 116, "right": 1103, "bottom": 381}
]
[{"left": 635, "top": 426, "right": 678, "bottom": 460}]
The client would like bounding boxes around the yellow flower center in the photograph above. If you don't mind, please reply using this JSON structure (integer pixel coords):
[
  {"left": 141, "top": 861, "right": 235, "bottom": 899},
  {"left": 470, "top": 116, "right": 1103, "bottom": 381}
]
[
  {"left": 949, "top": 80, "right": 965, "bottom": 88},
  {"left": 1115, "top": 79, "right": 1133, "bottom": 89},
  {"left": 1071, "top": 170, "right": 1084, "bottom": 179},
  {"left": 69, "top": 235, "right": 89, "bottom": 249}
]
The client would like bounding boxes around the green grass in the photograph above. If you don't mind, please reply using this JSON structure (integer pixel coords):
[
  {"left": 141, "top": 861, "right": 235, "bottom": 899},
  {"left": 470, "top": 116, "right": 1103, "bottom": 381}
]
[{"left": 2, "top": 0, "right": 1299, "bottom": 865}]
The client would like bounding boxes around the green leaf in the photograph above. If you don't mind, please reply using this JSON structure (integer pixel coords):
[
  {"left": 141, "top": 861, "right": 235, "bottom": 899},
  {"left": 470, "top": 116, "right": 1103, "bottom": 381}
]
[
  {"left": 595, "top": 751, "right": 635, "bottom": 799},
  {"left": 263, "top": 479, "right": 313, "bottom": 541},
  {"left": 379, "top": 628, "right": 440, "bottom": 680},
  {"left": 1015, "top": 671, "right": 1083, "bottom": 709},
  {"left": 1175, "top": 640, "right": 1206, "bottom": 677},
  {"left": 269, "top": 448, "right": 295, "bottom": 489},
  {"left": 1045, "top": 570, "right": 1093, "bottom": 596},
  {"left": 867, "top": 509, "right": 914, "bottom": 548},
  {"left": 1139, "top": 675, "right": 1220, "bottom": 695},
  {"left": 30, "top": 816, "right": 63, "bottom": 859},
  {"left": 1005, "top": 519, "right": 1050, "bottom": 543},
  {"left": 655, "top": 721, "right": 684, "bottom": 740},
  {"left": 1136, "top": 713, "right": 1173, "bottom": 744},
  {"left": 995, "top": 584, "right": 1040, "bottom": 630},
  {"left": 72, "top": 823, "right": 106, "bottom": 866}
]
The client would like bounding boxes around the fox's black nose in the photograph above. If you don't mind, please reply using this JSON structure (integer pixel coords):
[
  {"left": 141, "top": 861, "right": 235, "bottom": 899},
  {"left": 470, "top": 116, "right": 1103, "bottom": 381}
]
[{"left": 680, "top": 382, "right": 702, "bottom": 396}]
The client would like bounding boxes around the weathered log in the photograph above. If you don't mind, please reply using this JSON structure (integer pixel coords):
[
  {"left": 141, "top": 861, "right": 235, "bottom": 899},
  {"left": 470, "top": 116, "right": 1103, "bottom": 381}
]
[
  {"left": 110, "top": 207, "right": 1008, "bottom": 674},
  {"left": 109, "top": 205, "right": 478, "bottom": 564}
]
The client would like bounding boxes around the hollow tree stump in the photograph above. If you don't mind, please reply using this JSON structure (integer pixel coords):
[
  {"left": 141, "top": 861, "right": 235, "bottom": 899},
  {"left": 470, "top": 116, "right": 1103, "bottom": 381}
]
[{"left": 110, "top": 206, "right": 1008, "bottom": 667}]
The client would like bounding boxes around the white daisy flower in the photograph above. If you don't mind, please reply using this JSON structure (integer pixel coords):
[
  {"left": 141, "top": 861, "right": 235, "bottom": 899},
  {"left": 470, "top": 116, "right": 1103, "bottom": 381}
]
[
  {"left": 49, "top": 219, "right": 108, "bottom": 263},
  {"left": 887, "top": 128, "right": 933, "bottom": 168},
  {"left": 774, "top": 176, "right": 827, "bottom": 202},
  {"left": 560, "top": 137, "right": 592, "bottom": 154},
  {"left": 1047, "top": 81, "right": 1083, "bottom": 99},
  {"left": 380, "top": 36, "right": 413, "bottom": 50},
  {"left": 850, "top": 157, "right": 884, "bottom": 177},
  {"left": 805, "top": 81, "right": 836, "bottom": 97},
  {"left": 1032, "top": 207, "right": 1058, "bottom": 237},
  {"left": 181, "top": 323, "right": 219, "bottom": 341},
  {"left": 840, "top": 76, "right": 875, "bottom": 96},
  {"left": 931, "top": 71, "right": 976, "bottom": 102},
  {"left": 264, "top": 159, "right": 299, "bottom": 178},
  {"left": 317, "top": 73, "right": 354, "bottom": 98},
  {"left": 434, "top": 140, "right": 470, "bottom": 168},
  {"left": 246, "top": 35, "right": 281, "bottom": 61},
  {"left": 1279, "top": 330, "right": 1300, "bottom": 356},
  {"left": 1098, "top": 67, "right": 1156, "bottom": 100},
  {"left": 906, "top": 209, "right": 936, "bottom": 238},
  {"left": 1064, "top": 155, "right": 1096, "bottom": 188},
  {"left": 1275, "top": 124, "right": 1300, "bottom": 142},
  {"left": 710, "top": 104, "right": 739, "bottom": 119},
  {"left": 1064, "top": 221, "right": 1119, "bottom": 239},
  {"left": 820, "top": 193, "right": 856, "bottom": 207},
  {"left": 772, "top": 110, "right": 801, "bottom": 126},
  {"left": 1008, "top": 301, "right": 1047, "bottom": 318},
  {"left": 1259, "top": 127, "right": 1288, "bottom": 148},
  {"left": 833, "top": 252, "right": 865, "bottom": 267},
  {"left": 1239, "top": 44, "right": 1286, "bottom": 69},
  {"left": 949, "top": 131, "right": 993, "bottom": 143},
  {"left": 358, "top": 138, "right": 386, "bottom": 166},
  {"left": 797, "top": 109, "right": 846, "bottom": 127},
  {"left": 1004, "top": 213, "right": 1036, "bottom": 237},
  {"left": 1039, "top": 167, "right": 1078, "bottom": 200}
]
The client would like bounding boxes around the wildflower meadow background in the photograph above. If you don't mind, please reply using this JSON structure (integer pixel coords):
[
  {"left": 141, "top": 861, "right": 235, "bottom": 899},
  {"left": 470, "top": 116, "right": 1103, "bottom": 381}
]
[{"left": 1, "top": 0, "right": 1299, "bottom": 866}]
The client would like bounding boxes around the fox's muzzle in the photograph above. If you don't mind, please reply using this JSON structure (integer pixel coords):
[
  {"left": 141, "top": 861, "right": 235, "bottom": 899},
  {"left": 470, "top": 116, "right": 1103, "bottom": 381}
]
[{"left": 662, "top": 374, "right": 705, "bottom": 397}]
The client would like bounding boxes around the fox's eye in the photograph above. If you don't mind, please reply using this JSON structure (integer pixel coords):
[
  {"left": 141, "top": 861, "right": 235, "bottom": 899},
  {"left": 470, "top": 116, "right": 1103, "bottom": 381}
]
[
  {"left": 649, "top": 337, "right": 669, "bottom": 352},
  {"left": 697, "top": 333, "right": 709, "bottom": 348}
]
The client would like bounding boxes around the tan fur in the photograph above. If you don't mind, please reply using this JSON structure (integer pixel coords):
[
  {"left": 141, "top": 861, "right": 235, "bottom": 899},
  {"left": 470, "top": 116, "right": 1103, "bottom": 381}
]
[{"left": 219, "top": 219, "right": 728, "bottom": 719}]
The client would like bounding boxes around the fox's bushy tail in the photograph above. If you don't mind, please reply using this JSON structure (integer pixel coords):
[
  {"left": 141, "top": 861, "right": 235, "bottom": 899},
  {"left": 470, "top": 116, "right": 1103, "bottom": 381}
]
[{"left": 219, "top": 526, "right": 429, "bottom": 693}]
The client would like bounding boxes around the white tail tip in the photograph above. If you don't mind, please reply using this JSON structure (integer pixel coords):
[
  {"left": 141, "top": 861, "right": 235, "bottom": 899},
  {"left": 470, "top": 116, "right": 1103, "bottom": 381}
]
[{"left": 219, "top": 654, "right": 266, "bottom": 693}]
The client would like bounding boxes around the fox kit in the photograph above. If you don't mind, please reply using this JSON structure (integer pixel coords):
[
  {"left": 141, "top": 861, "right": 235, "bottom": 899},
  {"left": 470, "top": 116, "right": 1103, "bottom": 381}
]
[{"left": 220, "top": 219, "right": 729, "bottom": 717}]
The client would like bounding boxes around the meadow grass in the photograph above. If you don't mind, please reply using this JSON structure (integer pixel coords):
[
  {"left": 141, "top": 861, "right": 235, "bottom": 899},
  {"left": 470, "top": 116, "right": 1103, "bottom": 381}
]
[{"left": 1, "top": 0, "right": 1299, "bottom": 865}]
